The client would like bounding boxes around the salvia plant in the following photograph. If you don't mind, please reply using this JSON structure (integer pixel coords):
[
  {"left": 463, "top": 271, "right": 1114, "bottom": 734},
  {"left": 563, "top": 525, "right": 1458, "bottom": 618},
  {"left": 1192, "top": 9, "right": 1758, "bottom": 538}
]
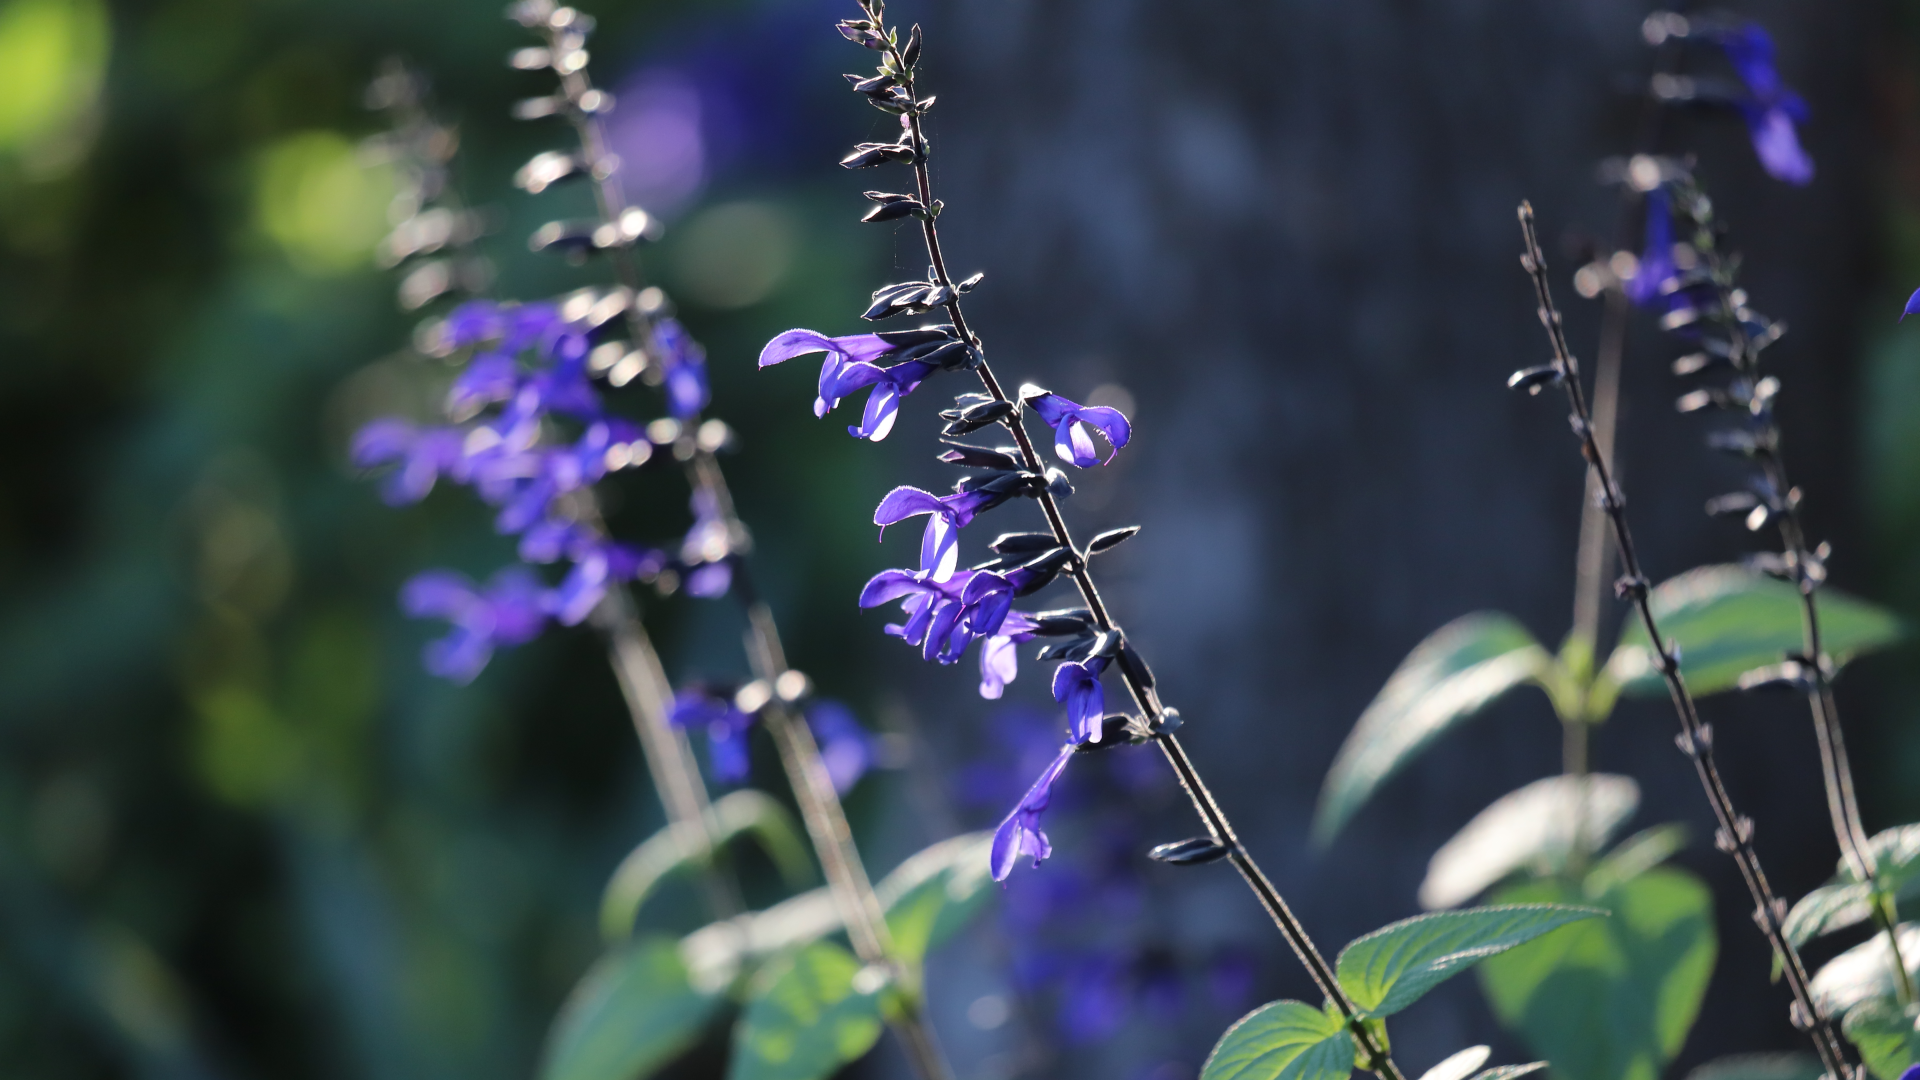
[
  {"left": 347, "top": 10, "right": 1019, "bottom": 1080},
  {"left": 1320, "top": 13, "right": 1919, "bottom": 1080},
  {"left": 336, "top": 5, "right": 1920, "bottom": 1080}
]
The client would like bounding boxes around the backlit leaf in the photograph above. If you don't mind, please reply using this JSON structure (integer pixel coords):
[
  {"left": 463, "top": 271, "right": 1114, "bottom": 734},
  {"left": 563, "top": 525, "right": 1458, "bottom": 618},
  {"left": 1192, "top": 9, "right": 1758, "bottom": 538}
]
[
  {"left": 1841, "top": 998, "right": 1920, "bottom": 1080},
  {"left": 1317, "top": 614, "right": 1552, "bottom": 843},
  {"left": 1809, "top": 923, "right": 1920, "bottom": 1017},
  {"left": 728, "top": 941, "right": 888, "bottom": 1080},
  {"left": 1200, "top": 1000, "right": 1353, "bottom": 1080},
  {"left": 602, "top": 790, "right": 814, "bottom": 942},
  {"left": 1603, "top": 566, "right": 1902, "bottom": 697},
  {"left": 1478, "top": 870, "right": 1716, "bottom": 1080},
  {"left": 540, "top": 937, "right": 724, "bottom": 1080},
  {"left": 1337, "top": 904, "right": 1604, "bottom": 1017},
  {"left": 1420, "top": 775, "right": 1639, "bottom": 910}
]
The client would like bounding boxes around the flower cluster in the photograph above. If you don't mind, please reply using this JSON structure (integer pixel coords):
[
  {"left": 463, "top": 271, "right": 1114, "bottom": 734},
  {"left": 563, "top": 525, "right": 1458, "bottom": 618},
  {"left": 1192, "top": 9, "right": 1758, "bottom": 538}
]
[
  {"left": 1645, "top": 13, "right": 1813, "bottom": 186},
  {"left": 353, "top": 295, "right": 745, "bottom": 681},
  {"left": 761, "top": 0, "right": 1168, "bottom": 883}
]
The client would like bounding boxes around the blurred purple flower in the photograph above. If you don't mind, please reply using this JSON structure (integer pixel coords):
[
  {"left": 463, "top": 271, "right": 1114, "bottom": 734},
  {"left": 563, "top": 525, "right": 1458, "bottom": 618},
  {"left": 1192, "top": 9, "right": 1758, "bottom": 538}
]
[
  {"left": 400, "top": 567, "right": 550, "bottom": 683},
  {"left": 1024, "top": 389, "right": 1132, "bottom": 467},
  {"left": 352, "top": 419, "right": 465, "bottom": 505},
  {"left": 606, "top": 70, "right": 708, "bottom": 215},
  {"left": 655, "top": 318, "right": 710, "bottom": 420},
  {"left": 671, "top": 685, "right": 756, "bottom": 783},
  {"left": 1706, "top": 22, "right": 1813, "bottom": 185},
  {"left": 807, "top": 700, "right": 876, "bottom": 794},
  {"left": 679, "top": 488, "right": 734, "bottom": 597},
  {"left": 1626, "top": 186, "right": 1676, "bottom": 308}
]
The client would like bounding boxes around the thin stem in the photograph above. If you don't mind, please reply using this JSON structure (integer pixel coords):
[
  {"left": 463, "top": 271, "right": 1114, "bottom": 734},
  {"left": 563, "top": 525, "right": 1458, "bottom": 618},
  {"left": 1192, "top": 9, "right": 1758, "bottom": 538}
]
[
  {"left": 1517, "top": 202, "right": 1852, "bottom": 1075},
  {"left": 888, "top": 47, "right": 1404, "bottom": 1080},
  {"left": 1691, "top": 237, "right": 1911, "bottom": 1005},
  {"left": 535, "top": 19, "right": 953, "bottom": 1078}
]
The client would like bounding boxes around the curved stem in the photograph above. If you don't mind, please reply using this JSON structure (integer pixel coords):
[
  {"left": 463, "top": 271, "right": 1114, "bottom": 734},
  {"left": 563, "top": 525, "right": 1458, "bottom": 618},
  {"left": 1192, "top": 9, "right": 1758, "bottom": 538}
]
[
  {"left": 887, "top": 49, "right": 1404, "bottom": 1080},
  {"left": 1517, "top": 203, "right": 1852, "bottom": 1074}
]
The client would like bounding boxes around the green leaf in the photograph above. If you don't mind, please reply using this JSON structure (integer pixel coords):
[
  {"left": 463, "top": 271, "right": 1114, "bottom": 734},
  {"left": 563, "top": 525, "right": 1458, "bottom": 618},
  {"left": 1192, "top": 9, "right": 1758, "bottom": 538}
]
[
  {"left": 1842, "top": 998, "right": 1920, "bottom": 1080},
  {"left": 1786, "top": 824, "right": 1920, "bottom": 948},
  {"left": 1317, "top": 614, "right": 1553, "bottom": 843},
  {"left": 1683, "top": 1053, "right": 1824, "bottom": 1080},
  {"left": 1786, "top": 882, "right": 1878, "bottom": 949},
  {"left": 875, "top": 831, "right": 995, "bottom": 965},
  {"left": 540, "top": 937, "right": 725, "bottom": 1080},
  {"left": 1809, "top": 923, "right": 1920, "bottom": 1017},
  {"left": 1603, "top": 565, "right": 1903, "bottom": 697},
  {"left": 1471, "top": 1067, "right": 1547, "bottom": 1080},
  {"left": 1200, "top": 1000, "right": 1354, "bottom": 1080},
  {"left": 728, "top": 941, "right": 888, "bottom": 1080},
  {"left": 1336, "top": 904, "right": 1604, "bottom": 1017},
  {"left": 1581, "top": 826, "right": 1690, "bottom": 898},
  {"left": 602, "top": 790, "right": 814, "bottom": 942},
  {"left": 1478, "top": 870, "right": 1717, "bottom": 1080},
  {"left": 1419, "top": 775, "right": 1639, "bottom": 910}
]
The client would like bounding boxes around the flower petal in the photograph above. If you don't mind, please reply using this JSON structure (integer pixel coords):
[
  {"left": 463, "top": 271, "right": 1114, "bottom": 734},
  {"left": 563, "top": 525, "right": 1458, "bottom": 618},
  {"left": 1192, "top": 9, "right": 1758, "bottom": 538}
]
[
  {"left": 873, "top": 485, "right": 947, "bottom": 528},
  {"left": 759, "top": 328, "right": 837, "bottom": 368}
]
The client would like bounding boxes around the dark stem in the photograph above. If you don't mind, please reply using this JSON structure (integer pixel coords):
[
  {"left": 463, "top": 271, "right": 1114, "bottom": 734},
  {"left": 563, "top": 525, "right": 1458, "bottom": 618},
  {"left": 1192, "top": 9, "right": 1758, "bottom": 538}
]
[
  {"left": 1694, "top": 240, "right": 1911, "bottom": 1005},
  {"left": 1517, "top": 202, "right": 1852, "bottom": 1075},
  {"left": 539, "top": 21, "right": 953, "bottom": 1079},
  {"left": 892, "top": 50, "right": 1404, "bottom": 1080}
]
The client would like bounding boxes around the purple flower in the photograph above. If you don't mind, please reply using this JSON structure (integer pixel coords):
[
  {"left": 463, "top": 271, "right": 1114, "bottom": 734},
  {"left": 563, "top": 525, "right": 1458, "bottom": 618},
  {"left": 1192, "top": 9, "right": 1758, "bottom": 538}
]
[
  {"left": 1626, "top": 186, "right": 1676, "bottom": 308},
  {"left": 859, "top": 567, "right": 1018, "bottom": 664},
  {"left": 979, "top": 611, "right": 1038, "bottom": 700},
  {"left": 400, "top": 567, "right": 550, "bottom": 683},
  {"left": 352, "top": 419, "right": 466, "bottom": 505},
  {"left": 1902, "top": 289, "right": 1920, "bottom": 323},
  {"left": 671, "top": 685, "right": 756, "bottom": 783},
  {"left": 655, "top": 318, "right": 710, "bottom": 420},
  {"left": 1706, "top": 23, "right": 1813, "bottom": 186},
  {"left": 807, "top": 700, "right": 876, "bottom": 794},
  {"left": 1023, "top": 388, "right": 1131, "bottom": 467},
  {"left": 990, "top": 744, "right": 1074, "bottom": 881},
  {"left": 873, "top": 485, "right": 1001, "bottom": 581},
  {"left": 1053, "top": 657, "right": 1110, "bottom": 743},
  {"left": 757, "top": 329, "right": 934, "bottom": 441}
]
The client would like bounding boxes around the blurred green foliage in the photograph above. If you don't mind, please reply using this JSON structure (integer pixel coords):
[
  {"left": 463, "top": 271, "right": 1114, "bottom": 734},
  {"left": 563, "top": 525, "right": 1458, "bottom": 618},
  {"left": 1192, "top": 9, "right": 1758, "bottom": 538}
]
[{"left": 0, "top": 0, "right": 902, "bottom": 1076}]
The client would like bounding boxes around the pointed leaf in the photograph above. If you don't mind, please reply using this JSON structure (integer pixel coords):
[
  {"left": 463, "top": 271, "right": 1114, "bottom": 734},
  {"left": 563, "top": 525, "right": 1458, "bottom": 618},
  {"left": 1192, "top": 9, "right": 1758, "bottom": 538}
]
[
  {"left": 1471, "top": 1067, "right": 1546, "bottom": 1080},
  {"left": 1336, "top": 904, "right": 1604, "bottom": 1017},
  {"left": 1841, "top": 998, "right": 1920, "bottom": 1080},
  {"left": 1479, "top": 871, "right": 1717, "bottom": 1080},
  {"left": 1785, "top": 882, "right": 1877, "bottom": 948},
  {"left": 1604, "top": 565, "right": 1903, "bottom": 696},
  {"left": 540, "top": 937, "right": 724, "bottom": 1080},
  {"left": 1420, "top": 775, "right": 1639, "bottom": 910},
  {"left": 729, "top": 941, "right": 887, "bottom": 1080},
  {"left": 1317, "top": 614, "right": 1552, "bottom": 843},
  {"left": 876, "top": 831, "right": 995, "bottom": 964},
  {"left": 1810, "top": 922, "right": 1920, "bottom": 1017},
  {"left": 1200, "top": 1000, "right": 1353, "bottom": 1080},
  {"left": 602, "top": 790, "right": 814, "bottom": 942}
]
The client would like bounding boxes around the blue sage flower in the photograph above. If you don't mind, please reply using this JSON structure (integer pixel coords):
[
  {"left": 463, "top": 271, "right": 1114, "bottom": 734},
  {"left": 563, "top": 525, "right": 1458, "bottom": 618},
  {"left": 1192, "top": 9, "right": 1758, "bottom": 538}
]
[
  {"left": 670, "top": 685, "right": 756, "bottom": 783},
  {"left": 352, "top": 419, "right": 466, "bottom": 504},
  {"left": 654, "top": 317, "right": 711, "bottom": 420},
  {"left": 979, "top": 611, "right": 1038, "bottom": 700},
  {"left": 807, "top": 700, "right": 876, "bottom": 794},
  {"left": 1022, "top": 388, "right": 1132, "bottom": 467},
  {"left": 678, "top": 489, "right": 735, "bottom": 598},
  {"left": 758, "top": 328, "right": 937, "bottom": 441},
  {"left": 1706, "top": 22, "right": 1813, "bottom": 186},
  {"left": 1626, "top": 186, "right": 1677, "bottom": 308},
  {"left": 991, "top": 743, "right": 1075, "bottom": 881},
  {"left": 1053, "top": 657, "right": 1111, "bottom": 743},
  {"left": 1902, "top": 289, "right": 1920, "bottom": 323},
  {"left": 859, "top": 567, "right": 1020, "bottom": 664},
  {"left": 873, "top": 485, "right": 1003, "bottom": 580},
  {"left": 400, "top": 566, "right": 550, "bottom": 683}
]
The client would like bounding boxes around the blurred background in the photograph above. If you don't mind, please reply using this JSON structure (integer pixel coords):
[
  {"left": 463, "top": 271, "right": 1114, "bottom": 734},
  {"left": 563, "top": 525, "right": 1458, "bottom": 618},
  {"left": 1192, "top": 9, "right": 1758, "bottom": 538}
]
[{"left": 5, "top": 0, "right": 1920, "bottom": 1078}]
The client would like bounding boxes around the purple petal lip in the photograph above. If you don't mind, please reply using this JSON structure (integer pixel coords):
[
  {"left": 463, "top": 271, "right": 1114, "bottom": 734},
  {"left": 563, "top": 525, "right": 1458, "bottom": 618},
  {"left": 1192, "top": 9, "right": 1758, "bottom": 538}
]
[{"left": 1903, "top": 287, "right": 1920, "bottom": 323}]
